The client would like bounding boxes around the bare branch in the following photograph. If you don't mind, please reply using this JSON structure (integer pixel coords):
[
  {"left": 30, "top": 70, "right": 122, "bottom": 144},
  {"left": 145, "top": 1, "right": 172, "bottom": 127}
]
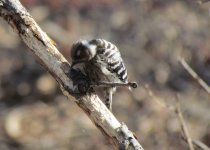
[
  {"left": 182, "top": 137, "right": 210, "bottom": 150},
  {"left": 143, "top": 84, "right": 209, "bottom": 150},
  {"left": 191, "top": 139, "right": 210, "bottom": 150},
  {"left": 178, "top": 57, "right": 210, "bottom": 96},
  {"left": 175, "top": 94, "right": 194, "bottom": 150},
  {"left": 143, "top": 84, "right": 175, "bottom": 111},
  {"left": 196, "top": 0, "right": 210, "bottom": 4},
  {"left": 0, "top": 0, "right": 144, "bottom": 149}
]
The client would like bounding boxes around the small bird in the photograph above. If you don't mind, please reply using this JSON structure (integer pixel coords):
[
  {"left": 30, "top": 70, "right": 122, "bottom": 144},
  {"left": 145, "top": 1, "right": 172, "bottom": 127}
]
[{"left": 70, "top": 39, "right": 136, "bottom": 111}]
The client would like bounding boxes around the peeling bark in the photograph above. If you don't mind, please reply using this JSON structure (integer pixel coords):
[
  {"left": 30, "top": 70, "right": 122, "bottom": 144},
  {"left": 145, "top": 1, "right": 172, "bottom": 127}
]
[{"left": 0, "top": 0, "right": 144, "bottom": 149}]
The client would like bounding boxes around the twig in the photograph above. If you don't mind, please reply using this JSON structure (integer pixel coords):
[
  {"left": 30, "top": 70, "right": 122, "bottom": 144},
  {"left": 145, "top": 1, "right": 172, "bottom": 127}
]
[
  {"left": 0, "top": 0, "right": 144, "bottom": 149},
  {"left": 182, "top": 137, "right": 210, "bottom": 150},
  {"left": 143, "top": 84, "right": 209, "bottom": 150},
  {"left": 191, "top": 0, "right": 210, "bottom": 5},
  {"left": 178, "top": 57, "right": 210, "bottom": 96},
  {"left": 143, "top": 84, "right": 175, "bottom": 111},
  {"left": 191, "top": 139, "right": 210, "bottom": 150},
  {"left": 196, "top": 0, "right": 210, "bottom": 4},
  {"left": 175, "top": 94, "right": 194, "bottom": 150}
]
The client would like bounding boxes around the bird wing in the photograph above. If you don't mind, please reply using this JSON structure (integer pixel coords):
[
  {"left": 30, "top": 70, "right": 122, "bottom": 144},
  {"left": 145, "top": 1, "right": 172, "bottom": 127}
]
[{"left": 93, "top": 39, "right": 128, "bottom": 83}]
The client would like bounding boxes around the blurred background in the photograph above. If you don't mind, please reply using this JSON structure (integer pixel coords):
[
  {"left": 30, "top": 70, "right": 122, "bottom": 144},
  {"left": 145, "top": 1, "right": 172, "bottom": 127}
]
[{"left": 0, "top": 0, "right": 210, "bottom": 149}]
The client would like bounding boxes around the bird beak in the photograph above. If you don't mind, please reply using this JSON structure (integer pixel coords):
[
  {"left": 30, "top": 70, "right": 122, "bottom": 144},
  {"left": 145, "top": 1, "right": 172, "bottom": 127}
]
[{"left": 70, "top": 60, "right": 85, "bottom": 69}]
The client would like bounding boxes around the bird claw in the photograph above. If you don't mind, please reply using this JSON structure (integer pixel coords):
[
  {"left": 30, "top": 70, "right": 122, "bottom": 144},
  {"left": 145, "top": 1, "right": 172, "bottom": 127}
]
[
  {"left": 68, "top": 68, "right": 92, "bottom": 95},
  {"left": 77, "top": 80, "right": 91, "bottom": 94}
]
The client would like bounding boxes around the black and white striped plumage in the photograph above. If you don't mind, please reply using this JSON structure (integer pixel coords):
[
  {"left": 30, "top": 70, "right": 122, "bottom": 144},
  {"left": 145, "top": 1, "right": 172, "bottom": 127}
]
[{"left": 71, "top": 39, "right": 129, "bottom": 111}]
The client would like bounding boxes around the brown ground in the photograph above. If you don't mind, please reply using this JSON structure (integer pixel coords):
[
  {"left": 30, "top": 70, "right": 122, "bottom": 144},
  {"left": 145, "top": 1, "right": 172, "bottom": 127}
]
[{"left": 0, "top": 0, "right": 210, "bottom": 150}]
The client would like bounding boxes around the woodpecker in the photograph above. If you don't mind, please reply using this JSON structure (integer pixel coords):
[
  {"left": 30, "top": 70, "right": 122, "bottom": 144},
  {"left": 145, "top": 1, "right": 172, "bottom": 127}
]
[{"left": 70, "top": 39, "right": 137, "bottom": 111}]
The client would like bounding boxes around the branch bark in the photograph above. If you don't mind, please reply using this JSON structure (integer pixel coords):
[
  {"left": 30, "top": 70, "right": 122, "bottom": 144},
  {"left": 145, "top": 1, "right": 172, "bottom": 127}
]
[{"left": 0, "top": 0, "right": 144, "bottom": 149}]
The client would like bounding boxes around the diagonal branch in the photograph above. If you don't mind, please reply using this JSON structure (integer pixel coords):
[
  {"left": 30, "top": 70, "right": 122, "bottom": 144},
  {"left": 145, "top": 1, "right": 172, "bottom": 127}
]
[
  {"left": 178, "top": 57, "right": 210, "bottom": 96},
  {"left": 0, "top": 0, "right": 144, "bottom": 149},
  {"left": 196, "top": 0, "right": 210, "bottom": 4},
  {"left": 175, "top": 94, "right": 194, "bottom": 150},
  {"left": 143, "top": 84, "right": 209, "bottom": 150}
]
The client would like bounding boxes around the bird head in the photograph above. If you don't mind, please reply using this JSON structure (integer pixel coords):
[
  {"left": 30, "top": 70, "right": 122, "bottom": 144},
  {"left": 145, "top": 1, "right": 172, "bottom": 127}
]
[{"left": 70, "top": 40, "right": 97, "bottom": 68}]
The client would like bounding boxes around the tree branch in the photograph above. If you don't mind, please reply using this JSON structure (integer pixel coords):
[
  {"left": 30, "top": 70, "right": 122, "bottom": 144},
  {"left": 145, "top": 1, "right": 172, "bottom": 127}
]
[
  {"left": 175, "top": 94, "right": 194, "bottom": 150},
  {"left": 178, "top": 57, "right": 210, "bottom": 96},
  {"left": 143, "top": 84, "right": 209, "bottom": 150},
  {"left": 196, "top": 0, "right": 210, "bottom": 4},
  {"left": 0, "top": 0, "right": 144, "bottom": 149}
]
